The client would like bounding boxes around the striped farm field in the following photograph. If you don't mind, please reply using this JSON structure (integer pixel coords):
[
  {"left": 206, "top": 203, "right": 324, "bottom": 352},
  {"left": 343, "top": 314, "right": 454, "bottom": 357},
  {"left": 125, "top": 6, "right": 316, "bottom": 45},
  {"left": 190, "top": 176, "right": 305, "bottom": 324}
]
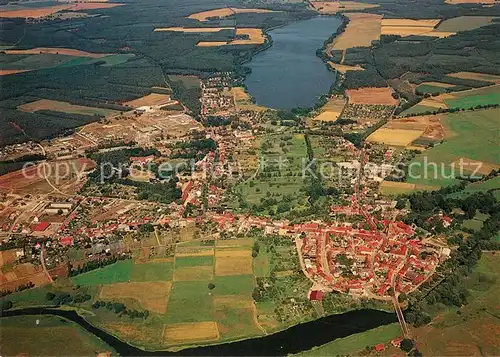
[
  {"left": 174, "top": 266, "right": 213, "bottom": 281},
  {"left": 188, "top": 7, "right": 277, "bottom": 21},
  {"left": 163, "top": 322, "right": 220, "bottom": 345},
  {"left": 447, "top": 72, "right": 500, "bottom": 84}
]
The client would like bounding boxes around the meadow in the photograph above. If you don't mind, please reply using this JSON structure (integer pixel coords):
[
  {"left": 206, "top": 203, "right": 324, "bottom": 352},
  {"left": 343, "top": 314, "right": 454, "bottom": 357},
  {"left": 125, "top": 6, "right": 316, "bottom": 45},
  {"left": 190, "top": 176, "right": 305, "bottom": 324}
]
[
  {"left": 407, "top": 108, "right": 499, "bottom": 187},
  {"left": 1, "top": 315, "right": 115, "bottom": 356}
]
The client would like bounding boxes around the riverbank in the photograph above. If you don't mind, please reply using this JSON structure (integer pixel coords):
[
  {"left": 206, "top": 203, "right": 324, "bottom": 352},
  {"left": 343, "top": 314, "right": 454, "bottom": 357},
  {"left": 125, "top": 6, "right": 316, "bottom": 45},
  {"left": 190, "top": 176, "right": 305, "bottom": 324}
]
[{"left": 1, "top": 306, "right": 397, "bottom": 356}]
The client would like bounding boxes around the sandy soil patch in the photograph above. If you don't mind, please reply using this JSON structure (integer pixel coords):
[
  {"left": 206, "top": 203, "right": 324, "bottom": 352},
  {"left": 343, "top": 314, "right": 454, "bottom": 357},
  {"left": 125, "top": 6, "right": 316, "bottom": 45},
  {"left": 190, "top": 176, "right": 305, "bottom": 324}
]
[
  {"left": 188, "top": 7, "right": 276, "bottom": 22},
  {"left": 163, "top": 322, "right": 220, "bottom": 344},
  {"left": 100, "top": 281, "right": 171, "bottom": 314},
  {"left": 5, "top": 47, "right": 111, "bottom": 57},
  {"left": 311, "top": 1, "right": 379, "bottom": 14},
  {"left": 448, "top": 72, "right": 500, "bottom": 84},
  {"left": 346, "top": 87, "right": 398, "bottom": 106},
  {"left": 0, "top": 69, "right": 32, "bottom": 76},
  {"left": 453, "top": 157, "right": 500, "bottom": 175},
  {"left": 18, "top": 99, "right": 118, "bottom": 117},
  {"left": 197, "top": 41, "right": 229, "bottom": 47},
  {"left": 328, "top": 62, "right": 364, "bottom": 73},
  {"left": 367, "top": 128, "right": 424, "bottom": 147},
  {"left": 215, "top": 256, "right": 253, "bottom": 276},
  {"left": 124, "top": 93, "right": 172, "bottom": 108},
  {"left": 420, "top": 81, "right": 456, "bottom": 88},
  {"left": 232, "top": 28, "right": 266, "bottom": 45},
  {"left": 154, "top": 27, "right": 233, "bottom": 33},
  {"left": 231, "top": 87, "right": 251, "bottom": 102},
  {"left": 173, "top": 266, "right": 213, "bottom": 281},
  {"left": 382, "top": 19, "right": 441, "bottom": 27},
  {"left": 314, "top": 111, "right": 342, "bottom": 122},
  {"left": 329, "top": 12, "right": 382, "bottom": 50}
]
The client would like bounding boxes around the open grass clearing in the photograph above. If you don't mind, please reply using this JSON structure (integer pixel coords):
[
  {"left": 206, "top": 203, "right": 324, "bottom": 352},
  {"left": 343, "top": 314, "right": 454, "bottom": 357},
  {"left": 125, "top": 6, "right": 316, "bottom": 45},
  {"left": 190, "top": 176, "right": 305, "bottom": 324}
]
[
  {"left": 174, "top": 255, "right": 214, "bottom": 268},
  {"left": 215, "top": 256, "right": 253, "bottom": 276},
  {"left": 447, "top": 71, "right": 500, "bottom": 84},
  {"left": 213, "top": 275, "right": 254, "bottom": 296},
  {"left": 165, "top": 281, "right": 214, "bottom": 323},
  {"left": 71, "top": 260, "right": 133, "bottom": 286},
  {"left": 130, "top": 260, "right": 173, "bottom": 282},
  {"left": 1, "top": 315, "right": 114, "bottom": 356}
]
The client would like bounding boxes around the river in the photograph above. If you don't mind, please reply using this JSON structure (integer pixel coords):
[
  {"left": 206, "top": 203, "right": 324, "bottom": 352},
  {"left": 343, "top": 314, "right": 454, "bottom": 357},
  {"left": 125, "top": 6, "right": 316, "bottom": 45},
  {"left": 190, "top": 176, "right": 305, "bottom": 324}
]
[
  {"left": 2, "top": 307, "right": 397, "bottom": 356},
  {"left": 244, "top": 16, "right": 341, "bottom": 110}
]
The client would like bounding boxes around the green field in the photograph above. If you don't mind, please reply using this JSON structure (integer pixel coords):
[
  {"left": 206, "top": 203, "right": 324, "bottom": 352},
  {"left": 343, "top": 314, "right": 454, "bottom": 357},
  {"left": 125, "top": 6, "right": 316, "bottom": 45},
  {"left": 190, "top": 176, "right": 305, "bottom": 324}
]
[
  {"left": 401, "top": 104, "right": 441, "bottom": 116},
  {"left": 444, "top": 92, "right": 500, "bottom": 109},
  {"left": 297, "top": 323, "right": 401, "bottom": 356},
  {"left": 416, "top": 84, "right": 449, "bottom": 94},
  {"left": 407, "top": 108, "right": 500, "bottom": 187},
  {"left": 214, "top": 275, "right": 255, "bottom": 296},
  {"left": 174, "top": 255, "right": 214, "bottom": 268},
  {"left": 1, "top": 315, "right": 115, "bottom": 356},
  {"left": 71, "top": 260, "right": 133, "bottom": 286},
  {"left": 164, "top": 280, "right": 214, "bottom": 323},
  {"left": 131, "top": 261, "right": 173, "bottom": 281}
]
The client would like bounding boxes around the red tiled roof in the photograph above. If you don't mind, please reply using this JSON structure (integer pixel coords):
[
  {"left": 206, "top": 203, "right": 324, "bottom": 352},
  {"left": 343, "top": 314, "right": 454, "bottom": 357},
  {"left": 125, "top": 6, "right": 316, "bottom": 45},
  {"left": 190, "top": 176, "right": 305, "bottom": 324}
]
[{"left": 33, "top": 222, "right": 50, "bottom": 232}]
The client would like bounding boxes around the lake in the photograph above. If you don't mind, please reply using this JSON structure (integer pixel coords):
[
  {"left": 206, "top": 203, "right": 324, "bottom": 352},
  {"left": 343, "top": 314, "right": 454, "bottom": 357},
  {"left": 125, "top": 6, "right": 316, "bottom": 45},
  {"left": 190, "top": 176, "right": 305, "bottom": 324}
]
[{"left": 244, "top": 16, "right": 341, "bottom": 110}]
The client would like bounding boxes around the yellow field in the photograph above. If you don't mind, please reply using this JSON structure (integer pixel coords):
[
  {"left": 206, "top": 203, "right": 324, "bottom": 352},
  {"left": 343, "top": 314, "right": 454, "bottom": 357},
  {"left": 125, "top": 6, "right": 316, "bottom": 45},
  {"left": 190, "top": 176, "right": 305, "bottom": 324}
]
[
  {"left": 367, "top": 128, "right": 424, "bottom": 147},
  {"left": 420, "top": 98, "right": 448, "bottom": 109},
  {"left": 311, "top": 1, "right": 379, "bottom": 14},
  {"left": 154, "top": 27, "right": 232, "bottom": 33},
  {"left": 421, "top": 81, "right": 456, "bottom": 88},
  {"left": 330, "top": 13, "right": 382, "bottom": 50},
  {"left": 314, "top": 97, "right": 346, "bottom": 122},
  {"left": 100, "top": 282, "right": 171, "bottom": 314},
  {"left": 215, "top": 255, "right": 253, "bottom": 276},
  {"left": 445, "top": 0, "right": 496, "bottom": 3},
  {"left": 188, "top": 7, "right": 276, "bottom": 21},
  {"left": 379, "top": 181, "right": 416, "bottom": 195},
  {"left": 173, "top": 266, "right": 213, "bottom": 281},
  {"left": 231, "top": 87, "right": 251, "bottom": 101},
  {"left": 124, "top": 93, "right": 172, "bottom": 108},
  {"left": 216, "top": 239, "right": 254, "bottom": 248},
  {"left": 197, "top": 41, "right": 228, "bottom": 47},
  {"left": 163, "top": 322, "right": 220, "bottom": 344},
  {"left": 346, "top": 87, "right": 398, "bottom": 106},
  {"left": 232, "top": 28, "right": 265, "bottom": 45},
  {"left": 448, "top": 72, "right": 500, "bottom": 84},
  {"left": 18, "top": 99, "right": 118, "bottom": 117},
  {"left": 381, "top": 19, "right": 455, "bottom": 37},
  {"left": 328, "top": 61, "right": 364, "bottom": 73},
  {"left": 214, "top": 295, "right": 254, "bottom": 309}
]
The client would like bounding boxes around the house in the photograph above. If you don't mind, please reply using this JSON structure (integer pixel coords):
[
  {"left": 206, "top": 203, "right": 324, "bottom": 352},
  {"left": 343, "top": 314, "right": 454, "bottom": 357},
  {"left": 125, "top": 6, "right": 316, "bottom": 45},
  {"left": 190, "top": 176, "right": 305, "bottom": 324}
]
[
  {"left": 309, "top": 290, "right": 324, "bottom": 301},
  {"left": 33, "top": 222, "right": 50, "bottom": 232},
  {"left": 374, "top": 343, "right": 385, "bottom": 352}
]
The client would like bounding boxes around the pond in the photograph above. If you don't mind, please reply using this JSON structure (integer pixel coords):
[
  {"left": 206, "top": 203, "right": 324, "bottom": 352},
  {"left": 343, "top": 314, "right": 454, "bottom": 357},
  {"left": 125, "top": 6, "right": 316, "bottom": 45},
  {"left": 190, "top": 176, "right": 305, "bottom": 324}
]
[{"left": 244, "top": 16, "right": 342, "bottom": 110}]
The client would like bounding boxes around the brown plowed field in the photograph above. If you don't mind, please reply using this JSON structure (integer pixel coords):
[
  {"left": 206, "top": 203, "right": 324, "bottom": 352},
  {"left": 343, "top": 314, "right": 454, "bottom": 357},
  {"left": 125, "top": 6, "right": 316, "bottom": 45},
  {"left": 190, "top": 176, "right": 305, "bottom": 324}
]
[
  {"left": 346, "top": 87, "right": 398, "bottom": 106},
  {"left": 6, "top": 47, "right": 111, "bottom": 58}
]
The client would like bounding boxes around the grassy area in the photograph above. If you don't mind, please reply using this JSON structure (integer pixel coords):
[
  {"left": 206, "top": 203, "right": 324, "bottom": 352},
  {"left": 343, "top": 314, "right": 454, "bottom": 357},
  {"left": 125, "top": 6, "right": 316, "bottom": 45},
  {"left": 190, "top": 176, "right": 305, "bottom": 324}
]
[
  {"left": 253, "top": 250, "right": 271, "bottom": 278},
  {"left": 407, "top": 108, "right": 500, "bottom": 187},
  {"left": 413, "top": 252, "right": 500, "bottom": 356},
  {"left": 416, "top": 84, "right": 449, "bottom": 94},
  {"left": 297, "top": 323, "right": 401, "bottom": 356},
  {"left": 213, "top": 275, "right": 254, "bottom": 296},
  {"left": 71, "top": 260, "right": 133, "bottom": 286},
  {"left": 165, "top": 281, "right": 214, "bottom": 323},
  {"left": 131, "top": 261, "right": 174, "bottom": 281},
  {"left": 174, "top": 255, "right": 214, "bottom": 268},
  {"left": 400, "top": 104, "right": 440, "bottom": 116},
  {"left": 445, "top": 93, "right": 500, "bottom": 109},
  {"left": 448, "top": 177, "right": 500, "bottom": 200},
  {"left": 1, "top": 315, "right": 115, "bottom": 356}
]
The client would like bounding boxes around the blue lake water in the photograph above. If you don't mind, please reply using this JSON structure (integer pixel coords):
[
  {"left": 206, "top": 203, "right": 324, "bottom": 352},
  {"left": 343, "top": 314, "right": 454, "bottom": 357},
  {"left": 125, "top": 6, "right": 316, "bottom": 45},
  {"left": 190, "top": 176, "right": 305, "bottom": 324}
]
[{"left": 244, "top": 16, "right": 342, "bottom": 110}]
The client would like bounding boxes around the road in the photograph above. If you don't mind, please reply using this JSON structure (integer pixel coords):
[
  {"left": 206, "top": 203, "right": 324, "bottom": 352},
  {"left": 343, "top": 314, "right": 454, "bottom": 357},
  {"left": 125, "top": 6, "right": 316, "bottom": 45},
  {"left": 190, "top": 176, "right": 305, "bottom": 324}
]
[
  {"left": 392, "top": 296, "right": 411, "bottom": 338},
  {"left": 40, "top": 246, "right": 54, "bottom": 284}
]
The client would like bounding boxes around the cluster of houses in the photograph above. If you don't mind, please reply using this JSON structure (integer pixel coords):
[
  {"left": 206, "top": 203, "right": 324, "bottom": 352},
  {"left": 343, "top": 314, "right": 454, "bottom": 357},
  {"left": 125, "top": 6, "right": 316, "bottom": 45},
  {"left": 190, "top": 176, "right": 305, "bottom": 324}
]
[{"left": 201, "top": 72, "right": 236, "bottom": 117}]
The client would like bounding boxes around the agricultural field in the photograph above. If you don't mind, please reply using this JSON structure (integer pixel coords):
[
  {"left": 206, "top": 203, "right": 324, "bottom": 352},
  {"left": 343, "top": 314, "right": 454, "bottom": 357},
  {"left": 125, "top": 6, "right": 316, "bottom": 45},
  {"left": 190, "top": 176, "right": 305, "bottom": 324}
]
[
  {"left": 436, "top": 16, "right": 499, "bottom": 32},
  {"left": 311, "top": 1, "right": 379, "bottom": 14},
  {"left": 416, "top": 82, "right": 457, "bottom": 94},
  {"left": 406, "top": 108, "right": 500, "bottom": 187},
  {"left": 367, "top": 114, "right": 445, "bottom": 149},
  {"left": 298, "top": 323, "right": 401, "bottom": 356},
  {"left": 1, "top": 315, "right": 115, "bottom": 356},
  {"left": 71, "top": 260, "right": 134, "bottom": 286},
  {"left": 154, "top": 27, "right": 233, "bottom": 33},
  {"left": 381, "top": 18, "right": 454, "bottom": 38},
  {"left": 187, "top": 7, "right": 277, "bottom": 22},
  {"left": 346, "top": 87, "right": 398, "bottom": 106},
  {"left": 328, "top": 62, "right": 364, "bottom": 73},
  {"left": 19, "top": 99, "right": 118, "bottom": 117},
  {"left": 412, "top": 252, "right": 500, "bottom": 356},
  {"left": 0, "top": 2, "right": 124, "bottom": 18},
  {"left": 447, "top": 71, "right": 500, "bottom": 84},
  {"left": 328, "top": 13, "right": 382, "bottom": 51},
  {"left": 123, "top": 93, "right": 174, "bottom": 108},
  {"left": 313, "top": 96, "right": 346, "bottom": 122}
]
